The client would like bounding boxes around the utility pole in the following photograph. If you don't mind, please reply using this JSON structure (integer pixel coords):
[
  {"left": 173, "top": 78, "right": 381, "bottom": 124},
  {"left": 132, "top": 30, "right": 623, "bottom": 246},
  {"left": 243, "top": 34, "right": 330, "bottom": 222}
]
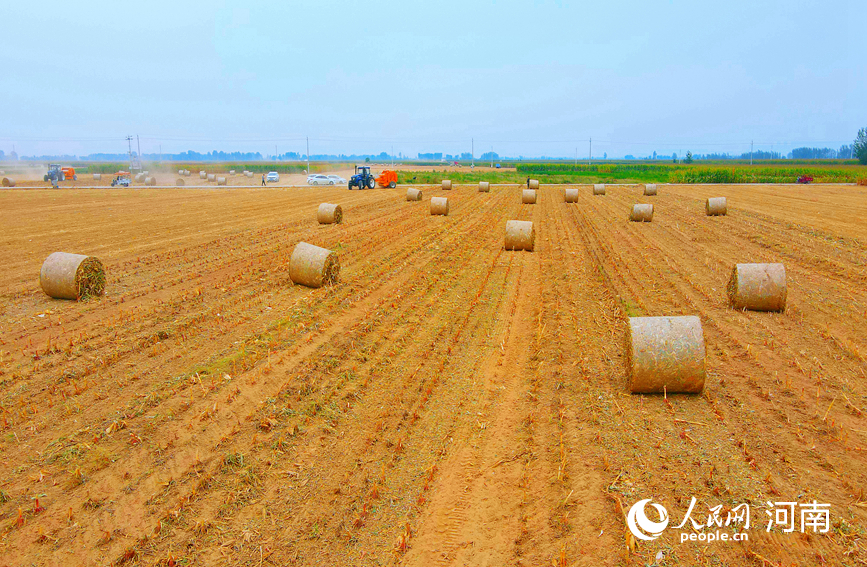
[
  {"left": 159, "top": 144, "right": 162, "bottom": 163},
  {"left": 575, "top": 147, "right": 578, "bottom": 165},
  {"left": 306, "top": 137, "right": 310, "bottom": 174},
  {"left": 588, "top": 138, "right": 592, "bottom": 165},
  {"left": 471, "top": 138, "right": 474, "bottom": 168},
  {"left": 275, "top": 145, "right": 278, "bottom": 163},
  {"left": 126, "top": 136, "right": 134, "bottom": 170},
  {"left": 750, "top": 140, "right": 754, "bottom": 165},
  {"left": 392, "top": 145, "right": 394, "bottom": 167},
  {"left": 136, "top": 135, "right": 141, "bottom": 170},
  {"left": 491, "top": 146, "right": 494, "bottom": 168}
]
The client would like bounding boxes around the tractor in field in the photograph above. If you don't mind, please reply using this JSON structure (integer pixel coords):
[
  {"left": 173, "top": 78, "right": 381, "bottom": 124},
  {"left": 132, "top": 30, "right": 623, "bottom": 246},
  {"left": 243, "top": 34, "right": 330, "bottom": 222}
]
[
  {"left": 44, "top": 164, "right": 77, "bottom": 184},
  {"left": 348, "top": 165, "right": 376, "bottom": 190},
  {"left": 797, "top": 175, "right": 814, "bottom": 184},
  {"left": 376, "top": 170, "right": 398, "bottom": 188}
]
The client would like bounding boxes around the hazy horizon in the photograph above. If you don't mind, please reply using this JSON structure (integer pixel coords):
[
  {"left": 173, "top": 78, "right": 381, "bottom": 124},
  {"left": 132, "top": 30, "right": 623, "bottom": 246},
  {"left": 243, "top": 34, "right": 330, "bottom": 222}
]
[{"left": 1, "top": 0, "right": 863, "bottom": 160}]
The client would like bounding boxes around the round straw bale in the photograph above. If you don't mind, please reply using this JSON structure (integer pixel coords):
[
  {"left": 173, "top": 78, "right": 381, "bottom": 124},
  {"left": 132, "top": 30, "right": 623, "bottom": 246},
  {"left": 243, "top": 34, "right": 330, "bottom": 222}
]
[
  {"left": 317, "top": 203, "right": 343, "bottom": 224},
  {"left": 145, "top": 176, "right": 156, "bottom": 186},
  {"left": 479, "top": 181, "right": 490, "bottom": 192},
  {"left": 134, "top": 173, "right": 145, "bottom": 183},
  {"left": 627, "top": 316, "right": 705, "bottom": 394},
  {"left": 245, "top": 171, "right": 253, "bottom": 178},
  {"left": 504, "top": 220, "right": 535, "bottom": 251},
  {"left": 406, "top": 188, "right": 423, "bottom": 201},
  {"left": 727, "top": 263, "right": 786, "bottom": 312},
  {"left": 706, "top": 197, "right": 727, "bottom": 216},
  {"left": 289, "top": 242, "right": 339, "bottom": 288},
  {"left": 143, "top": 171, "right": 149, "bottom": 175},
  {"left": 522, "top": 189, "right": 537, "bottom": 204},
  {"left": 207, "top": 174, "right": 216, "bottom": 182},
  {"left": 430, "top": 196, "right": 449, "bottom": 216},
  {"left": 644, "top": 184, "right": 658, "bottom": 196},
  {"left": 528, "top": 179, "right": 540, "bottom": 190},
  {"left": 1, "top": 177, "right": 16, "bottom": 187},
  {"left": 593, "top": 184, "right": 605, "bottom": 195},
  {"left": 216, "top": 176, "right": 227, "bottom": 186},
  {"left": 629, "top": 204, "right": 653, "bottom": 222},
  {"left": 176, "top": 178, "right": 185, "bottom": 187},
  {"left": 442, "top": 180, "right": 452, "bottom": 190},
  {"left": 199, "top": 171, "right": 207, "bottom": 179},
  {"left": 564, "top": 188, "right": 579, "bottom": 203},
  {"left": 229, "top": 170, "right": 235, "bottom": 175},
  {"left": 93, "top": 173, "right": 102, "bottom": 181},
  {"left": 39, "top": 252, "right": 106, "bottom": 300},
  {"left": 178, "top": 169, "right": 184, "bottom": 175}
]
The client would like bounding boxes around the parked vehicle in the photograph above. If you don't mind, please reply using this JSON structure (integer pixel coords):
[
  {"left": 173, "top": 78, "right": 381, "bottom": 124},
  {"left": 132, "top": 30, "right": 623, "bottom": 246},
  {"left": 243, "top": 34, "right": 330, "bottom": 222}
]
[
  {"left": 307, "top": 174, "right": 333, "bottom": 185},
  {"left": 266, "top": 172, "right": 279, "bottom": 183},
  {"left": 326, "top": 175, "right": 347, "bottom": 184},
  {"left": 111, "top": 172, "right": 131, "bottom": 187}
]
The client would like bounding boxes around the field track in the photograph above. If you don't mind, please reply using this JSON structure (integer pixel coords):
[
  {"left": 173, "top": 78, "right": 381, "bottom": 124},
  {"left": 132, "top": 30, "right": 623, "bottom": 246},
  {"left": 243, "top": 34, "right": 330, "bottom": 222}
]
[{"left": 1, "top": 184, "right": 866, "bottom": 566}]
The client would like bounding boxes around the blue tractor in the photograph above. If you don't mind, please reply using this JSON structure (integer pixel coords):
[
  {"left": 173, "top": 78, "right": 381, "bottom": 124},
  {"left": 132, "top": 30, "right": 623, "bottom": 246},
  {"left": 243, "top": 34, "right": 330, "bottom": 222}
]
[{"left": 348, "top": 165, "right": 376, "bottom": 190}]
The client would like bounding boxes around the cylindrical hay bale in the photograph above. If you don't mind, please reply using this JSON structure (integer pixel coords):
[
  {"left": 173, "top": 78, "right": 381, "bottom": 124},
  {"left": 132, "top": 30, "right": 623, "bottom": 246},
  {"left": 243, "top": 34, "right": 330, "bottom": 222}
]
[
  {"left": 528, "top": 179, "right": 540, "bottom": 190},
  {"left": 593, "top": 184, "right": 606, "bottom": 195},
  {"left": 134, "top": 173, "right": 145, "bottom": 183},
  {"left": 479, "top": 181, "right": 490, "bottom": 192},
  {"left": 145, "top": 176, "right": 156, "bottom": 186},
  {"left": 216, "top": 176, "right": 227, "bottom": 186},
  {"left": 430, "top": 196, "right": 449, "bottom": 216},
  {"left": 406, "top": 188, "right": 423, "bottom": 201},
  {"left": 39, "top": 252, "right": 106, "bottom": 300},
  {"left": 176, "top": 178, "right": 185, "bottom": 187},
  {"left": 93, "top": 173, "right": 102, "bottom": 181},
  {"left": 727, "top": 263, "right": 786, "bottom": 312},
  {"left": 441, "top": 180, "right": 452, "bottom": 190},
  {"left": 317, "top": 203, "right": 343, "bottom": 224},
  {"left": 644, "top": 184, "right": 658, "bottom": 196},
  {"left": 627, "top": 316, "right": 706, "bottom": 394},
  {"left": 245, "top": 171, "right": 253, "bottom": 178},
  {"left": 706, "top": 197, "right": 727, "bottom": 216},
  {"left": 186, "top": 170, "right": 191, "bottom": 176},
  {"left": 229, "top": 170, "right": 235, "bottom": 175},
  {"left": 207, "top": 174, "right": 216, "bottom": 182},
  {"left": 199, "top": 171, "right": 207, "bottom": 179},
  {"left": 629, "top": 204, "right": 654, "bottom": 222},
  {"left": 564, "top": 188, "right": 579, "bottom": 203},
  {"left": 522, "top": 189, "right": 537, "bottom": 204},
  {"left": 143, "top": 171, "right": 149, "bottom": 175},
  {"left": 504, "top": 220, "right": 535, "bottom": 251},
  {"left": 178, "top": 169, "right": 184, "bottom": 175},
  {"left": 2, "top": 177, "right": 16, "bottom": 187},
  {"left": 289, "top": 242, "right": 339, "bottom": 288}
]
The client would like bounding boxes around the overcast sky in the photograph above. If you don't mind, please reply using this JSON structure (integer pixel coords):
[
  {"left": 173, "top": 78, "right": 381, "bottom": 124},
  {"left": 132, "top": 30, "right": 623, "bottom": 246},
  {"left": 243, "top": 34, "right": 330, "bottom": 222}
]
[{"left": 1, "top": 0, "right": 863, "bottom": 158}]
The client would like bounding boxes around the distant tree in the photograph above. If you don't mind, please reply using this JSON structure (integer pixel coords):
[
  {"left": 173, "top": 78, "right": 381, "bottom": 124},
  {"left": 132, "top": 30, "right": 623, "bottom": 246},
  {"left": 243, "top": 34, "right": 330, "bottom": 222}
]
[
  {"left": 652, "top": 151, "right": 657, "bottom": 160},
  {"left": 684, "top": 151, "right": 693, "bottom": 164},
  {"left": 838, "top": 144, "right": 852, "bottom": 159},
  {"left": 365, "top": 157, "right": 370, "bottom": 163},
  {"left": 624, "top": 154, "right": 635, "bottom": 160},
  {"left": 603, "top": 152, "right": 607, "bottom": 159},
  {"left": 854, "top": 128, "right": 867, "bottom": 165},
  {"left": 672, "top": 152, "right": 678, "bottom": 163}
]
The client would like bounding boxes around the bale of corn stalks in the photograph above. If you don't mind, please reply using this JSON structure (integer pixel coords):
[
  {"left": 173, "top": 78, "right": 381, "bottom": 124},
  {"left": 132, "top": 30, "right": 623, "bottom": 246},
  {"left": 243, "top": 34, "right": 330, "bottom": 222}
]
[
  {"left": 528, "top": 179, "right": 540, "bottom": 190},
  {"left": 727, "top": 263, "right": 786, "bottom": 312},
  {"left": 479, "top": 181, "right": 490, "bottom": 192},
  {"left": 706, "top": 197, "right": 727, "bottom": 216},
  {"left": 504, "top": 220, "right": 535, "bottom": 251},
  {"left": 593, "top": 184, "right": 605, "bottom": 195},
  {"left": 216, "top": 177, "right": 227, "bottom": 186},
  {"left": 1, "top": 177, "right": 16, "bottom": 187},
  {"left": 644, "top": 184, "right": 658, "bottom": 196},
  {"left": 406, "top": 188, "right": 423, "bottom": 201},
  {"left": 289, "top": 242, "right": 339, "bottom": 288},
  {"left": 522, "top": 189, "right": 537, "bottom": 204},
  {"left": 564, "top": 188, "right": 579, "bottom": 203},
  {"left": 145, "top": 177, "right": 156, "bottom": 186},
  {"left": 199, "top": 171, "right": 207, "bottom": 179},
  {"left": 176, "top": 178, "right": 185, "bottom": 187},
  {"left": 442, "top": 180, "right": 452, "bottom": 190},
  {"left": 207, "top": 174, "right": 216, "bottom": 182},
  {"left": 317, "top": 203, "right": 343, "bottom": 224},
  {"left": 430, "top": 196, "right": 449, "bottom": 216},
  {"left": 629, "top": 204, "right": 653, "bottom": 222},
  {"left": 627, "top": 316, "right": 706, "bottom": 394},
  {"left": 40, "top": 252, "right": 106, "bottom": 300},
  {"left": 93, "top": 174, "right": 102, "bottom": 181}
]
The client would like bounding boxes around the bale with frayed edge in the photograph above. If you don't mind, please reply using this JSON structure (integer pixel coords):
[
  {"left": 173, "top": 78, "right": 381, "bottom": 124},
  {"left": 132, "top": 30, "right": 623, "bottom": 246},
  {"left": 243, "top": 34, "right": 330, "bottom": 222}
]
[
  {"left": 564, "top": 188, "right": 579, "bottom": 203},
  {"left": 229, "top": 170, "right": 235, "bottom": 175},
  {"left": 406, "top": 188, "right": 423, "bottom": 201},
  {"left": 727, "top": 263, "right": 786, "bottom": 312},
  {"left": 93, "top": 174, "right": 101, "bottom": 181},
  {"left": 630, "top": 204, "right": 653, "bottom": 222},
  {"left": 134, "top": 173, "right": 145, "bottom": 183},
  {"left": 145, "top": 177, "right": 156, "bottom": 186},
  {"left": 442, "top": 180, "right": 452, "bottom": 190},
  {"left": 504, "top": 220, "right": 535, "bottom": 251},
  {"left": 245, "top": 171, "right": 253, "bottom": 178},
  {"left": 289, "top": 242, "right": 339, "bottom": 288},
  {"left": 430, "top": 196, "right": 449, "bottom": 215},
  {"left": 207, "top": 174, "right": 216, "bottom": 182},
  {"left": 644, "top": 184, "right": 658, "bottom": 196},
  {"left": 529, "top": 179, "right": 540, "bottom": 189},
  {"left": 2, "top": 177, "right": 16, "bottom": 187},
  {"left": 479, "top": 181, "right": 490, "bottom": 192},
  {"left": 522, "top": 189, "right": 537, "bottom": 204},
  {"left": 40, "top": 252, "right": 106, "bottom": 300},
  {"left": 317, "top": 203, "right": 343, "bottom": 224},
  {"left": 593, "top": 184, "right": 605, "bottom": 195},
  {"left": 216, "top": 176, "right": 227, "bottom": 186},
  {"left": 706, "top": 197, "right": 727, "bottom": 216},
  {"left": 176, "top": 178, "right": 185, "bottom": 187},
  {"left": 199, "top": 171, "right": 207, "bottom": 179},
  {"left": 627, "top": 316, "right": 705, "bottom": 394}
]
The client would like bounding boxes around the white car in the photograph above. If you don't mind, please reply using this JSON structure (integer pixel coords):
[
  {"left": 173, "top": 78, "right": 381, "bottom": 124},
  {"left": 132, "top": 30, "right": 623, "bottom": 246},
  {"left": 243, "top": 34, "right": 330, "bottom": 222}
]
[
  {"left": 326, "top": 175, "right": 347, "bottom": 184},
  {"left": 266, "top": 172, "right": 279, "bottom": 183},
  {"left": 307, "top": 174, "right": 334, "bottom": 185}
]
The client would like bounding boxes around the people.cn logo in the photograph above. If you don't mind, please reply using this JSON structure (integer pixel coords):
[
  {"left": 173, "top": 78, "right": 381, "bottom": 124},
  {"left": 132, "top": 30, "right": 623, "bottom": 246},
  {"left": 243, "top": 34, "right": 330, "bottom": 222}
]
[{"left": 627, "top": 499, "right": 670, "bottom": 541}]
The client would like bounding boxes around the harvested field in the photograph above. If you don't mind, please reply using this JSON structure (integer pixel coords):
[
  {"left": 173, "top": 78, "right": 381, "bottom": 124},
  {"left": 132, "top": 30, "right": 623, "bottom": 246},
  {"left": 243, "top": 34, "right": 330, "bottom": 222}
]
[{"left": 0, "top": 183, "right": 865, "bottom": 566}]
